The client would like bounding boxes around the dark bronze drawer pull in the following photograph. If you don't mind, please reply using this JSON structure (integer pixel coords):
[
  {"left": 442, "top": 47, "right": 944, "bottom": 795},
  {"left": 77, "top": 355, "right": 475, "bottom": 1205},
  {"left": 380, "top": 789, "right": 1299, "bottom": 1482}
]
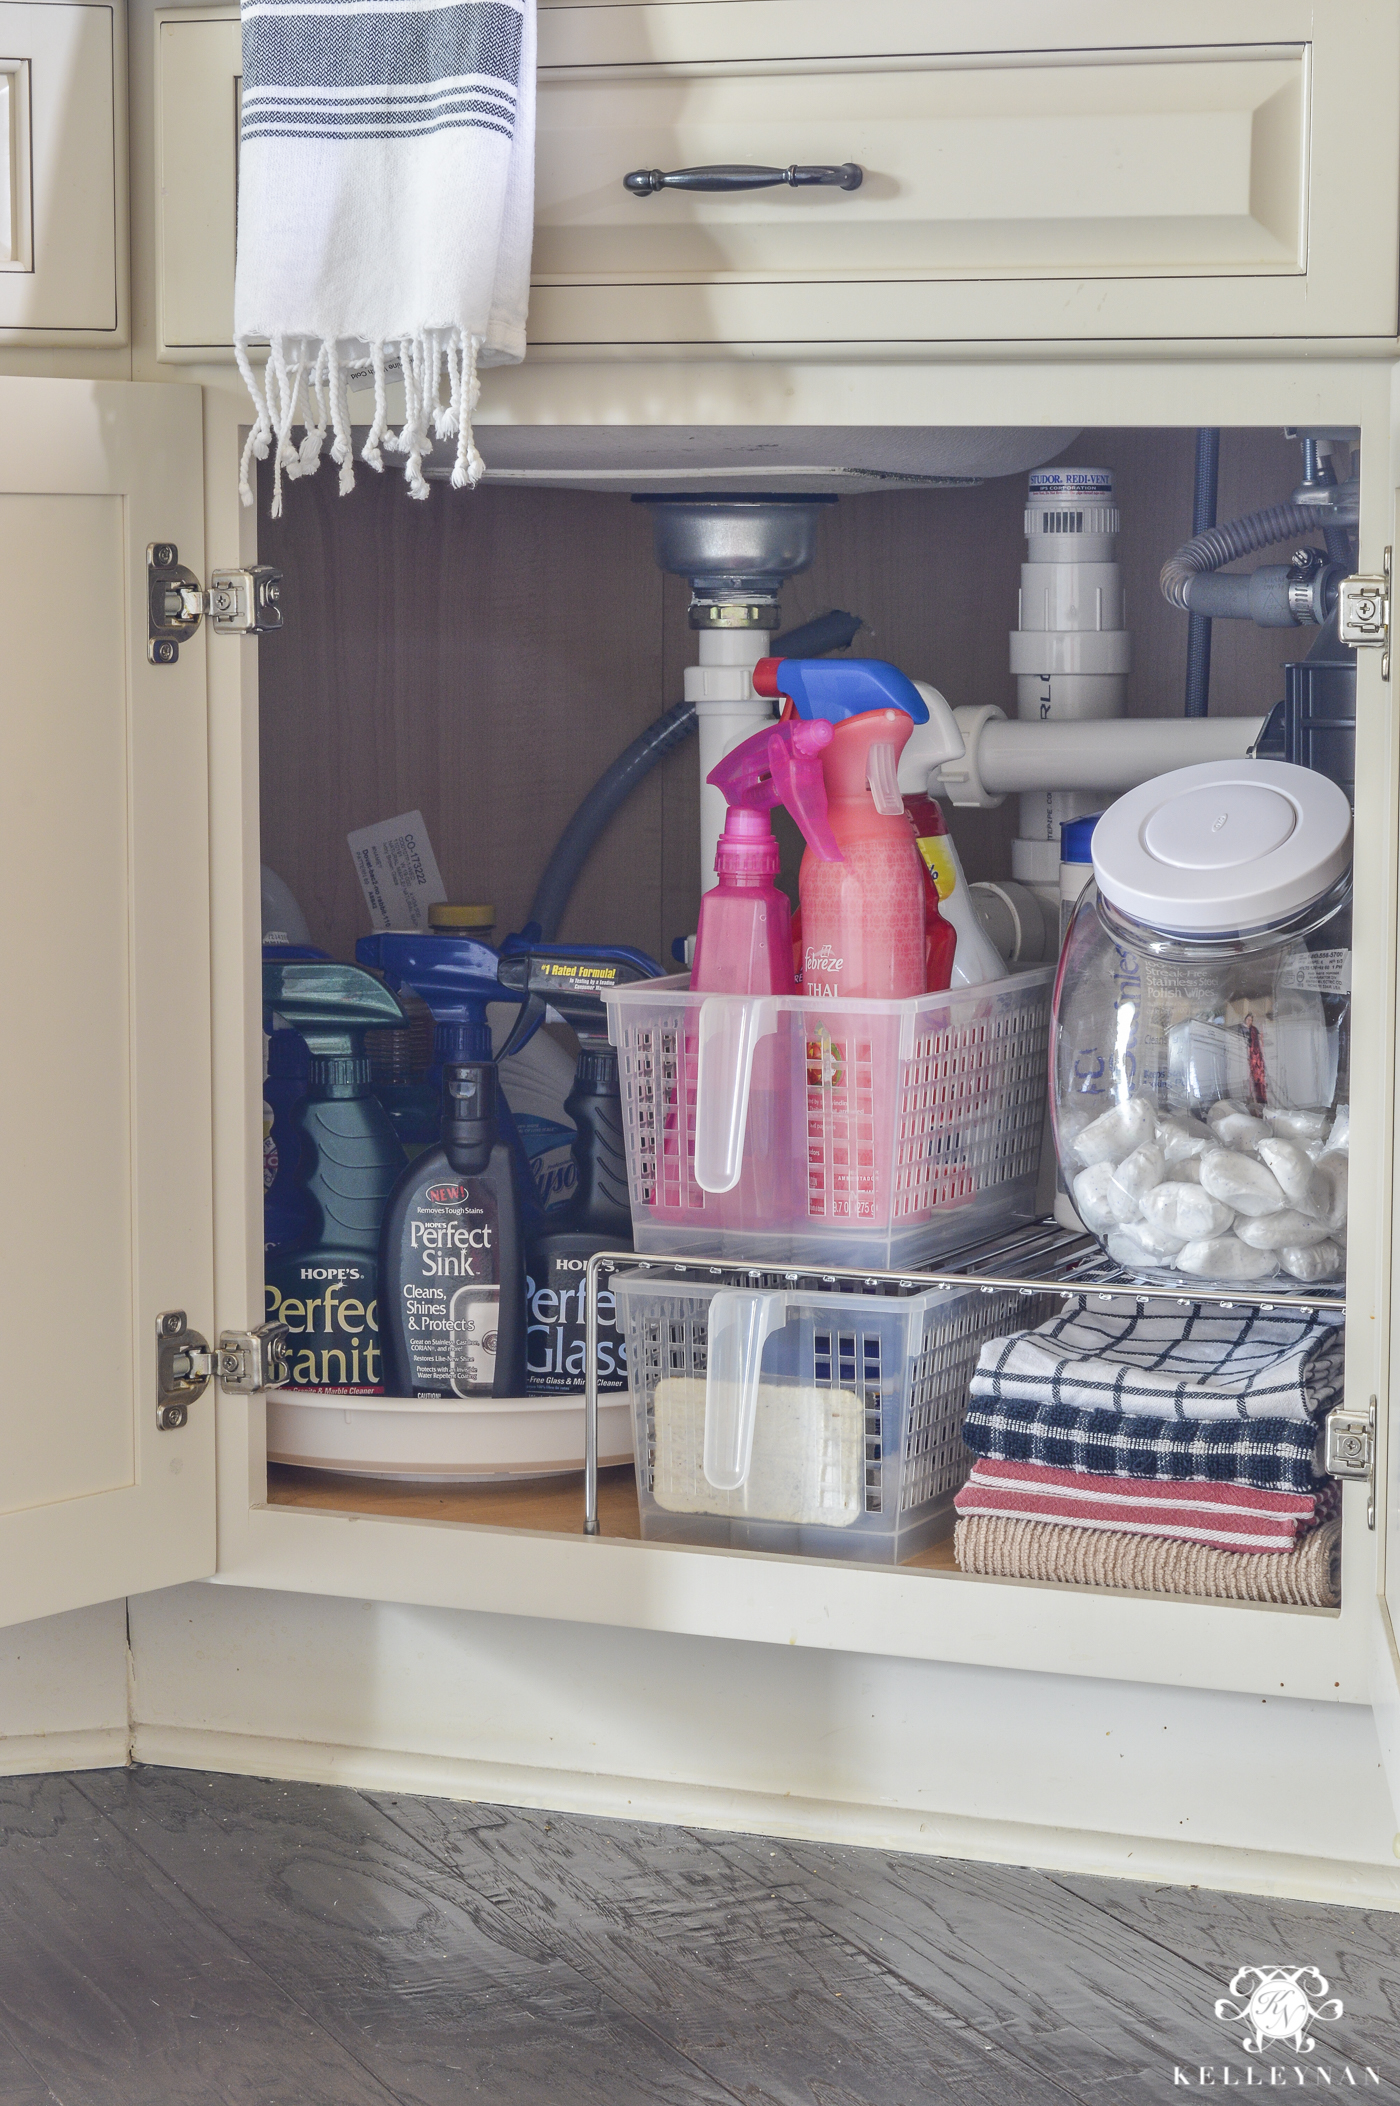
[{"left": 624, "top": 162, "right": 863, "bottom": 196}]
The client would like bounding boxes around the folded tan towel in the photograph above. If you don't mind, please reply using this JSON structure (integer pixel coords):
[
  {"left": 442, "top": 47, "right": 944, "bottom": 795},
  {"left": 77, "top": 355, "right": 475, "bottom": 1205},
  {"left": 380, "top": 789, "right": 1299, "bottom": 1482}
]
[{"left": 954, "top": 1512, "right": 1341, "bottom": 1607}]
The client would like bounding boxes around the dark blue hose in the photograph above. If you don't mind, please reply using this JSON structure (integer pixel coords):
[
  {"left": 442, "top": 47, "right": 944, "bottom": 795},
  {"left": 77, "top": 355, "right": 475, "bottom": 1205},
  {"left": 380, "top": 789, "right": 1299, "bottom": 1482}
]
[
  {"left": 527, "top": 608, "right": 865, "bottom": 940},
  {"left": 527, "top": 700, "right": 698, "bottom": 941},
  {"left": 1184, "top": 429, "right": 1219, "bottom": 717}
]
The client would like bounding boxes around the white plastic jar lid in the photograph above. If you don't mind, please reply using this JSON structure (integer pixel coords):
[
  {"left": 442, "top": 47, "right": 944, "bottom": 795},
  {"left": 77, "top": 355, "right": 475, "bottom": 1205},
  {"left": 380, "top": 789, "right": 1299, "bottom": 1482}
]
[{"left": 1091, "top": 759, "right": 1351, "bottom": 935}]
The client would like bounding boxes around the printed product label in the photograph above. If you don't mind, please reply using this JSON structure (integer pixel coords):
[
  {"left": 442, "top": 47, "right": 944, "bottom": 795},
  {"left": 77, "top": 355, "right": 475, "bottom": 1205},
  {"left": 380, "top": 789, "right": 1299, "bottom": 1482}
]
[
  {"left": 915, "top": 834, "right": 957, "bottom": 900},
  {"left": 265, "top": 1257, "right": 382, "bottom": 1393},
  {"left": 396, "top": 1180, "right": 500, "bottom": 1397},
  {"left": 1278, "top": 947, "right": 1352, "bottom": 996},
  {"left": 526, "top": 1255, "right": 627, "bottom": 1395},
  {"left": 347, "top": 809, "right": 447, "bottom": 932},
  {"left": 515, "top": 1113, "right": 580, "bottom": 1214},
  {"left": 803, "top": 941, "right": 844, "bottom": 999}
]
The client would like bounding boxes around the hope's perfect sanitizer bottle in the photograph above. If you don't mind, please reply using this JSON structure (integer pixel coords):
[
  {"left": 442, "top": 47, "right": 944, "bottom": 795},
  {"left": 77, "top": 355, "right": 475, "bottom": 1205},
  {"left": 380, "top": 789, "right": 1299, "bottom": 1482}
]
[
  {"left": 261, "top": 958, "right": 410, "bottom": 1393},
  {"left": 377, "top": 1052, "right": 527, "bottom": 1398}
]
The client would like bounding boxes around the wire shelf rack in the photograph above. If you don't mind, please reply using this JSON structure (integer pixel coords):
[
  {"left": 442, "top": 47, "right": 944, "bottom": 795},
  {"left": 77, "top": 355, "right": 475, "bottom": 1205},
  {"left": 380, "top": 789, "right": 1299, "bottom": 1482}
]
[{"left": 581, "top": 1218, "right": 1345, "bottom": 1532}]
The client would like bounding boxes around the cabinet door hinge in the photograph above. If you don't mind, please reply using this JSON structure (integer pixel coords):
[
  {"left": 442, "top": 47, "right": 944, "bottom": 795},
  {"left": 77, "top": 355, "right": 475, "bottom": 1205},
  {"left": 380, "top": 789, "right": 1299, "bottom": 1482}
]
[
  {"left": 147, "top": 543, "right": 283, "bottom": 664},
  {"left": 155, "top": 1312, "right": 290, "bottom": 1428},
  {"left": 1324, "top": 1396, "right": 1376, "bottom": 1529},
  {"left": 1337, "top": 547, "right": 1390, "bottom": 680}
]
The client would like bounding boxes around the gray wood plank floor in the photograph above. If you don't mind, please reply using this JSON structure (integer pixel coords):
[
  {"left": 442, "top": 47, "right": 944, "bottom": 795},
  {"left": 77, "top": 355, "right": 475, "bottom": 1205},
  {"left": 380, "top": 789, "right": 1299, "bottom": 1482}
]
[{"left": 0, "top": 1769, "right": 1388, "bottom": 2104}]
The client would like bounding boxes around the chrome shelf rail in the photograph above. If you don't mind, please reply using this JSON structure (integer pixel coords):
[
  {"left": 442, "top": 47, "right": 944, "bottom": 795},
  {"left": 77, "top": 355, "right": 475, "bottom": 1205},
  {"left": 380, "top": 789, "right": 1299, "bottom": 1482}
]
[{"left": 581, "top": 1220, "right": 1344, "bottom": 1534}]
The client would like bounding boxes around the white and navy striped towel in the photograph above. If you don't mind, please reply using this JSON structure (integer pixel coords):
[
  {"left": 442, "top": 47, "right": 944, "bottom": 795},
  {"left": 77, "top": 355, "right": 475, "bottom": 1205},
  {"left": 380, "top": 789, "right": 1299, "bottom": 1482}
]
[
  {"left": 234, "top": 0, "right": 534, "bottom": 513},
  {"left": 968, "top": 1302, "right": 1344, "bottom": 1426}
]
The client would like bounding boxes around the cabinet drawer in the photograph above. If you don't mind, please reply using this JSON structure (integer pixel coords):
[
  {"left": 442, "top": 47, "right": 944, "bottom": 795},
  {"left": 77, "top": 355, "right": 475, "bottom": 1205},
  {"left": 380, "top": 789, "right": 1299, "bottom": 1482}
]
[
  {"left": 155, "top": 0, "right": 1398, "bottom": 360},
  {"left": 532, "top": 0, "right": 1396, "bottom": 347},
  {"left": 0, "top": 0, "right": 119, "bottom": 337}
]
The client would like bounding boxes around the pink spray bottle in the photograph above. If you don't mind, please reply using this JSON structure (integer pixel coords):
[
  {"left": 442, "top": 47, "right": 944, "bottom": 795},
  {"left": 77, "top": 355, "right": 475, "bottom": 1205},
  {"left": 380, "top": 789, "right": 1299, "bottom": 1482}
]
[
  {"left": 687, "top": 718, "right": 844, "bottom": 1240},
  {"left": 754, "top": 658, "right": 929, "bottom": 1000},
  {"left": 691, "top": 718, "right": 843, "bottom": 995}
]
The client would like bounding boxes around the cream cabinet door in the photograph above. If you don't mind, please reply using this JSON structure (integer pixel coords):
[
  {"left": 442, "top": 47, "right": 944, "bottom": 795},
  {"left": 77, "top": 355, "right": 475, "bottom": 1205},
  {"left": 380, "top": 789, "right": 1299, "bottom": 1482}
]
[
  {"left": 0, "top": 0, "right": 124, "bottom": 338},
  {"left": 0, "top": 378, "right": 216, "bottom": 1628}
]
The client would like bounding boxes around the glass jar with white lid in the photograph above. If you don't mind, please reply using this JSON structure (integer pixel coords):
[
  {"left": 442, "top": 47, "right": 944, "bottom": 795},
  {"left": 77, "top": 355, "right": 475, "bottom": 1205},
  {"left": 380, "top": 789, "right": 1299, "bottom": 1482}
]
[{"left": 1051, "top": 759, "right": 1351, "bottom": 1289}]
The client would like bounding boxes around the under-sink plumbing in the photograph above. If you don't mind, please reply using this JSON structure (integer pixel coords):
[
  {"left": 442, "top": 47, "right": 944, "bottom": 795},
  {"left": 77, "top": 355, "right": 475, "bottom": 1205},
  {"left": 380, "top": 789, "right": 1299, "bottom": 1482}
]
[{"left": 639, "top": 495, "right": 835, "bottom": 897}]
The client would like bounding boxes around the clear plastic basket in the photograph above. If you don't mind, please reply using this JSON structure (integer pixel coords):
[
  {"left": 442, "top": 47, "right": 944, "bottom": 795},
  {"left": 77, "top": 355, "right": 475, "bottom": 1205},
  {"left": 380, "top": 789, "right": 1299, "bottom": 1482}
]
[
  {"left": 604, "top": 969, "right": 1053, "bottom": 1268},
  {"left": 612, "top": 1268, "right": 1059, "bottom": 1562}
]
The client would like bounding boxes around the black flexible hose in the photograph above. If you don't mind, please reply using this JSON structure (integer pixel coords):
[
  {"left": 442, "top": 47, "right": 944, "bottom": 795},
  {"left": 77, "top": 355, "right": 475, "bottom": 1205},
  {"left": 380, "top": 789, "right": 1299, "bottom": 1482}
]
[
  {"left": 1160, "top": 502, "right": 1320, "bottom": 611},
  {"left": 769, "top": 608, "right": 864, "bottom": 657},
  {"left": 526, "top": 608, "right": 866, "bottom": 942},
  {"left": 1184, "top": 428, "right": 1219, "bottom": 718},
  {"left": 527, "top": 700, "right": 698, "bottom": 940},
  {"left": 1323, "top": 524, "right": 1355, "bottom": 567}
]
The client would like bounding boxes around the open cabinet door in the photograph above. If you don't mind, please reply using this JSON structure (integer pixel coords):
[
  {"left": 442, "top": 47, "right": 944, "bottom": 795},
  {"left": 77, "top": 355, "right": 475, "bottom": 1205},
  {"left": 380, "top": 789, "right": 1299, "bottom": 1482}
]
[
  {"left": 1370, "top": 460, "right": 1400, "bottom": 1833},
  {"left": 0, "top": 379, "right": 217, "bottom": 1629}
]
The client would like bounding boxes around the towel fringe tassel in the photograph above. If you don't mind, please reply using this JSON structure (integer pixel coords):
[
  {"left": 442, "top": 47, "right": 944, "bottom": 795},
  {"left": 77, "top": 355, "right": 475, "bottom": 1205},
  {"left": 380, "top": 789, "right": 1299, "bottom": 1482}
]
[{"left": 235, "top": 328, "right": 486, "bottom": 511}]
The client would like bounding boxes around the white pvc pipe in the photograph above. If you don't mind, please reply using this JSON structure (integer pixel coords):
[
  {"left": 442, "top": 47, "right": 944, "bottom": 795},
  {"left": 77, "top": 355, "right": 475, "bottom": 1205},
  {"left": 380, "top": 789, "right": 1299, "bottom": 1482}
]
[
  {"left": 942, "top": 710, "right": 1267, "bottom": 801},
  {"left": 687, "top": 629, "right": 773, "bottom": 896}
]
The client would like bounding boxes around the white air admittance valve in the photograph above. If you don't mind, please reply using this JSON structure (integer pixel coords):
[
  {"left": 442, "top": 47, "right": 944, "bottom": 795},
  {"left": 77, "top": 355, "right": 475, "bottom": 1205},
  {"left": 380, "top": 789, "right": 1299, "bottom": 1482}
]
[{"left": 1010, "top": 466, "right": 1131, "bottom": 890}]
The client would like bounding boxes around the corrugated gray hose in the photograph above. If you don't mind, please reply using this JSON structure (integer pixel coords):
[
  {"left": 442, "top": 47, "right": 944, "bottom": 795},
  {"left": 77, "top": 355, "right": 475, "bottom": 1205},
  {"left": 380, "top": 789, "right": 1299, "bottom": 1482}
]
[{"left": 1159, "top": 503, "right": 1321, "bottom": 610}]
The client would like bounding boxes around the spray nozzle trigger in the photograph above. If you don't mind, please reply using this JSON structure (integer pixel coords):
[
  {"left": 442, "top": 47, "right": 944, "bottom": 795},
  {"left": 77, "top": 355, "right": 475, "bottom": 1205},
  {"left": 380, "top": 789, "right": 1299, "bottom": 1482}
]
[
  {"left": 753, "top": 655, "right": 930, "bottom": 725},
  {"left": 866, "top": 741, "right": 904, "bottom": 818},
  {"left": 707, "top": 718, "right": 843, "bottom": 863}
]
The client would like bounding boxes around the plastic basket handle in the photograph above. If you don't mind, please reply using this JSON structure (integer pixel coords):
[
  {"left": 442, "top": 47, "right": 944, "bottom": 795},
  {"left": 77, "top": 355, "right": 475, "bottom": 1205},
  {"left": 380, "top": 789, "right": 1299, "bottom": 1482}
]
[
  {"left": 703, "top": 1290, "right": 787, "bottom": 1491},
  {"left": 693, "top": 996, "right": 779, "bottom": 1195}
]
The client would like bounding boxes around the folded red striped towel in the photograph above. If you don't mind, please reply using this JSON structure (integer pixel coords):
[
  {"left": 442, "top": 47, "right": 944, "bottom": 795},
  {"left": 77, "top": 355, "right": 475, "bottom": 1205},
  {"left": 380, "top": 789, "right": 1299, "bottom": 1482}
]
[{"left": 953, "top": 1457, "right": 1327, "bottom": 1552}]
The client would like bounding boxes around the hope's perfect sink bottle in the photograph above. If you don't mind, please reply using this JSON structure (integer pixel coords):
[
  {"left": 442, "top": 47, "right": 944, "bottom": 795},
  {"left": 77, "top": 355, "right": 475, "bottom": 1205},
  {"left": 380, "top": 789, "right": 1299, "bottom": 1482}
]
[{"left": 378, "top": 1054, "right": 527, "bottom": 1398}]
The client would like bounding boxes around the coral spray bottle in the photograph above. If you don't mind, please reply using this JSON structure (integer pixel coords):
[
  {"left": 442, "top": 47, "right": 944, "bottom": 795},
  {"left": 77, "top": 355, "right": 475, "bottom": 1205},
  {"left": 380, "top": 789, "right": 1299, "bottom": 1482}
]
[
  {"left": 756, "top": 657, "right": 949, "bottom": 998},
  {"left": 799, "top": 708, "right": 925, "bottom": 998}
]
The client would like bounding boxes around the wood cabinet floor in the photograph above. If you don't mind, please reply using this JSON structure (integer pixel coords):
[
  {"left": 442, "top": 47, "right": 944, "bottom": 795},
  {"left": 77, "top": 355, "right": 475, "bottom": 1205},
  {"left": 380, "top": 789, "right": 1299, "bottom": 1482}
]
[{"left": 0, "top": 1768, "right": 1394, "bottom": 2101}]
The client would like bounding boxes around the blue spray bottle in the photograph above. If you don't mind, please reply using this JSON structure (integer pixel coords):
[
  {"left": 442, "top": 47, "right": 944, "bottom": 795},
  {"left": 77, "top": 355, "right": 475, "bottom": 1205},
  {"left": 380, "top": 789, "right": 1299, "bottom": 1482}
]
[
  {"left": 495, "top": 942, "right": 664, "bottom": 1396},
  {"left": 263, "top": 1026, "right": 314, "bottom": 1252},
  {"left": 357, "top": 931, "right": 532, "bottom": 1397},
  {"left": 261, "top": 958, "right": 410, "bottom": 1392}
]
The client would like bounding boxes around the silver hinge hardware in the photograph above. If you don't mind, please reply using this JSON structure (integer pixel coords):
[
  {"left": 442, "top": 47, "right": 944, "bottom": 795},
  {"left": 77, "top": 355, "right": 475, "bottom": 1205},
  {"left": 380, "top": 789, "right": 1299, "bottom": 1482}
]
[
  {"left": 1337, "top": 547, "right": 1391, "bottom": 680},
  {"left": 1324, "top": 1396, "right": 1377, "bottom": 1530},
  {"left": 156, "top": 1312, "right": 291, "bottom": 1428},
  {"left": 147, "top": 543, "right": 284, "bottom": 664}
]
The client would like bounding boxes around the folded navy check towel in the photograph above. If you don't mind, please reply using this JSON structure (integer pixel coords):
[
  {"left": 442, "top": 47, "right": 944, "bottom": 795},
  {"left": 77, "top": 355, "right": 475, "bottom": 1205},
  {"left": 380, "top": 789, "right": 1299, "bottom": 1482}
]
[
  {"left": 959, "top": 1398, "right": 1324, "bottom": 1492},
  {"left": 969, "top": 1302, "right": 1343, "bottom": 1425}
]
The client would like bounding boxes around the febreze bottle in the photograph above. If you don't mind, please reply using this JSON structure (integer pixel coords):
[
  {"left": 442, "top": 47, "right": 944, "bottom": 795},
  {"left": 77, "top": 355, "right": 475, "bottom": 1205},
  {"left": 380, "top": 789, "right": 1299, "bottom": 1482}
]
[
  {"left": 261, "top": 959, "right": 410, "bottom": 1393},
  {"left": 692, "top": 718, "right": 843, "bottom": 995},
  {"left": 754, "top": 657, "right": 931, "bottom": 999}
]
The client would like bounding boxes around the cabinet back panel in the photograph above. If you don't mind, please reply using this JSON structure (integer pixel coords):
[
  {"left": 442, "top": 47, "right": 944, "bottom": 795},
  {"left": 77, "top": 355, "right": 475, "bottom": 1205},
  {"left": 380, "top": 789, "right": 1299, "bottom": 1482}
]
[{"left": 258, "top": 426, "right": 1308, "bottom": 965}]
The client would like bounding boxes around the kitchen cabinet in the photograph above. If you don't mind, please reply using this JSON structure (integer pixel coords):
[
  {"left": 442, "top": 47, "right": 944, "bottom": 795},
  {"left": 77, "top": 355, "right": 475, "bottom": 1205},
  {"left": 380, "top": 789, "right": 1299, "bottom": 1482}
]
[
  {"left": 154, "top": 0, "right": 1400, "bottom": 365},
  {"left": 203, "top": 363, "right": 1398, "bottom": 1722},
  {"left": 0, "top": 378, "right": 216, "bottom": 1625},
  {"left": 3, "top": 0, "right": 1400, "bottom": 1901},
  {"left": 0, "top": 0, "right": 124, "bottom": 338}
]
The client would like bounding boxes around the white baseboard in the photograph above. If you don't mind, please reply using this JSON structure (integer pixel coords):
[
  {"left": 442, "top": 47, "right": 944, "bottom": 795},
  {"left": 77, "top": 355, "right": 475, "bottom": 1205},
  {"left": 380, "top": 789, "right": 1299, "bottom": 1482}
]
[
  {"left": 0, "top": 1726, "right": 129, "bottom": 1776},
  {"left": 132, "top": 1721, "right": 1400, "bottom": 1914}
]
